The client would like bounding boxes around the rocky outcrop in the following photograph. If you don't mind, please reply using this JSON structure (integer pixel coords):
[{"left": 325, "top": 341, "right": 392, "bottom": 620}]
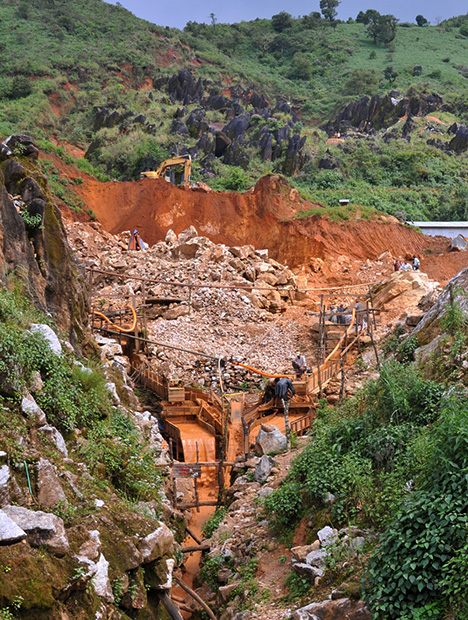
[
  {"left": 412, "top": 266, "right": 468, "bottom": 344},
  {"left": 324, "top": 92, "right": 445, "bottom": 135},
  {"left": 0, "top": 136, "right": 88, "bottom": 345},
  {"left": 448, "top": 124, "right": 468, "bottom": 153},
  {"left": 372, "top": 271, "right": 439, "bottom": 319},
  {"left": 90, "top": 71, "right": 307, "bottom": 179},
  {"left": 3, "top": 505, "right": 69, "bottom": 555},
  {"left": 292, "top": 598, "right": 371, "bottom": 620}
]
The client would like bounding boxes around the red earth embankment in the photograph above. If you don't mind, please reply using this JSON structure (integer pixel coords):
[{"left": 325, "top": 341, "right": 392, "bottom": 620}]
[
  {"left": 78, "top": 174, "right": 444, "bottom": 266},
  {"left": 43, "top": 150, "right": 467, "bottom": 286}
]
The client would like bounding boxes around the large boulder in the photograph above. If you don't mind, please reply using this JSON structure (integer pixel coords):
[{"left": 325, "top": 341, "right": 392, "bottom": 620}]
[
  {"left": 37, "top": 426, "right": 68, "bottom": 457},
  {"left": 21, "top": 393, "right": 47, "bottom": 427},
  {"left": 3, "top": 505, "right": 69, "bottom": 555},
  {"left": 0, "top": 510, "right": 26, "bottom": 544},
  {"left": 0, "top": 466, "right": 11, "bottom": 506},
  {"left": 372, "top": 271, "right": 439, "bottom": 316},
  {"left": 292, "top": 598, "right": 371, "bottom": 620},
  {"left": 138, "top": 522, "right": 175, "bottom": 564},
  {"left": 450, "top": 234, "right": 468, "bottom": 251},
  {"left": 254, "top": 455, "right": 276, "bottom": 482},
  {"left": 36, "top": 458, "right": 67, "bottom": 510},
  {"left": 30, "top": 324, "right": 62, "bottom": 355},
  {"left": 255, "top": 424, "right": 287, "bottom": 455}
]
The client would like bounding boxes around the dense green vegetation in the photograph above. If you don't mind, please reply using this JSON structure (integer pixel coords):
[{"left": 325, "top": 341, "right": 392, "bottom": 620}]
[
  {"left": 264, "top": 296, "right": 468, "bottom": 618},
  {"left": 2, "top": 1, "right": 468, "bottom": 218},
  {"left": 0, "top": 278, "right": 163, "bottom": 503}
]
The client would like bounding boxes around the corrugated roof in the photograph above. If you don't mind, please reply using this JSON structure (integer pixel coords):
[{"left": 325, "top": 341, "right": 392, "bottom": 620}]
[{"left": 409, "top": 222, "right": 468, "bottom": 228}]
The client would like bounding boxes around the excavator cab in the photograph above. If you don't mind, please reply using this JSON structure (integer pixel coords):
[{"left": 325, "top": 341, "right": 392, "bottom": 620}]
[{"left": 140, "top": 154, "right": 192, "bottom": 188}]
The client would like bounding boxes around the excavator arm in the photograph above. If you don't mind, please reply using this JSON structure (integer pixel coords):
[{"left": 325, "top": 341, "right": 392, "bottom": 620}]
[{"left": 140, "top": 155, "right": 191, "bottom": 187}]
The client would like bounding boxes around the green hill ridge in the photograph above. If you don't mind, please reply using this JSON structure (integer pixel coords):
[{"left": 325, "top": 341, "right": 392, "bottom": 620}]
[{"left": 2, "top": 0, "right": 468, "bottom": 219}]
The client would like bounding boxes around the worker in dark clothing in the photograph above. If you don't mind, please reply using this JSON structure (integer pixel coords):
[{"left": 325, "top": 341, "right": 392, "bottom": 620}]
[
  {"left": 262, "top": 378, "right": 276, "bottom": 404},
  {"left": 275, "top": 377, "right": 295, "bottom": 402},
  {"left": 337, "top": 303, "right": 346, "bottom": 325}
]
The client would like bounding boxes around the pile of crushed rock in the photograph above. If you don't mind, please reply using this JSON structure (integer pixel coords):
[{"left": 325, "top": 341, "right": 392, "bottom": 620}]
[{"left": 66, "top": 222, "right": 316, "bottom": 387}]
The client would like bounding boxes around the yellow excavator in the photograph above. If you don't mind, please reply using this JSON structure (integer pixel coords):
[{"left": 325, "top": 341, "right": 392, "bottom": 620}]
[{"left": 140, "top": 154, "right": 192, "bottom": 188}]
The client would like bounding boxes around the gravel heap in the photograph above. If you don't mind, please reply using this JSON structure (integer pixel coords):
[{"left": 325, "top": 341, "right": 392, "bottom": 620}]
[{"left": 66, "top": 222, "right": 315, "bottom": 389}]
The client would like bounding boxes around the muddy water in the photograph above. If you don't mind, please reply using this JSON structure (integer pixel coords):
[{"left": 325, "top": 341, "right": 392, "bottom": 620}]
[{"left": 172, "top": 422, "right": 219, "bottom": 618}]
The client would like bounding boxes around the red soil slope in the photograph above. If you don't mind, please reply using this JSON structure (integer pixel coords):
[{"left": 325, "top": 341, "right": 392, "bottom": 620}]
[{"left": 43, "top": 151, "right": 467, "bottom": 286}]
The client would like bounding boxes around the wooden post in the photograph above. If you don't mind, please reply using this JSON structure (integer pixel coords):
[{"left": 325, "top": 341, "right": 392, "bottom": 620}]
[
  {"left": 132, "top": 294, "right": 140, "bottom": 352},
  {"left": 141, "top": 282, "right": 149, "bottom": 354},
  {"left": 217, "top": 399, "right": 230, "bottom": 508},
  {"left": 283, "top": 398, "right": 291, "bottom": 450},
  {"left": 194, "top": 442, "right": 200, "bottom": 513},
  {"left": 169, "top": 438, "right": 177, "bottom": 507},
  {"left": 355, "top": 306, "right": 361, "bottom": 353},
  {"left": 339, "top": 357, "right": 345, "bottom": 406},
  {"left": 317, "top": 295, "right": 324, "bottom": 399},
  {"left": 172, "top": 575, "right": 218, "bottom": 620},
  {"left": 368, "top": 285, "right": 377, "bottom": 329},
  {"left": 367, "top": 300, "right": 381, "bottom": 370},
  {"left": 185, "top": 526, "right": 202, "bottom": 545}
]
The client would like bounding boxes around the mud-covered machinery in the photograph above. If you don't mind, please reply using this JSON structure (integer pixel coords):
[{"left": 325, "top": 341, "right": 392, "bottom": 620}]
[{"left": 140, "top": 154, "right": 191, "bottom": 188}]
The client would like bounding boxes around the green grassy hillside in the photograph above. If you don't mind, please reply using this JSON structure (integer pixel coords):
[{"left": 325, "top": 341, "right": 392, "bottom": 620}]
[{"left": 2, "top": 0, "right": 468, "bottom": 220}]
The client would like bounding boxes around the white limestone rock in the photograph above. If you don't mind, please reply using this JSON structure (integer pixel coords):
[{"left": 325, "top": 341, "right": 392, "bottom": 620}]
[{"left": 30, "top": 324, "right": 62, "bottom": 356}]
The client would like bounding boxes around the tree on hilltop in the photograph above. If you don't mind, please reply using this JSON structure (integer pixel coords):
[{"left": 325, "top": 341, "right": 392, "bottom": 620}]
[
  {"left": 320, "top": 0, "right": 340, "bottom": 23},
  {"left": 271, "top": 11, "right": 293, "bottom": 32},
  {"left": 416, "top": 14, "right": 429, "bottom": 26},
  {"left": 367, "top": 12, "right": 398, "bottom": 46},
  {"left": 356, "top": 9, "right": 380, "bottom": 25}
]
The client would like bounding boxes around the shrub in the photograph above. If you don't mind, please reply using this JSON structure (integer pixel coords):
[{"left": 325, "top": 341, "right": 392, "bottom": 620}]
[
  {"left": 202, "top": 507, "right": 227, "bottom": 538},
  {"left": 365, "top": 400, "right": 468, "bottom": 618}
]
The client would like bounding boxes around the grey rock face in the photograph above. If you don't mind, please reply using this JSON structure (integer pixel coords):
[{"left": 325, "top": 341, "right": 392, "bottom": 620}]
[
  {"left": 37, "top": 458, "right": 67, "bottom": 510},
  {"left": 254, "top": 455, "right": 276, "bottom": 482},
  {"left": 138, "top": 522, "right": 175, "bottom": 564},
  {"left": 0, "top": 465, "right": 11, "bottom": 506},
  {"left": 21, "top": 393, "right": 47, "bottom": 427},
  {"left": 292, "top": 562, "right": 324, "bottom": 582},
  {"left": 450, "top": 234, "right": 468, "bottom": 251},
  {"left": 317, "top": 526, "right": 337, "bottom": 547},
  {"left": 0, "top": 510, "right": 26, "bottom": 544},
  {"left": 3, "top": 505, "right": 69, "bottom": 555},
  {"left": 305, "top": 549, "right": 327, "bottom": 567},
  {"left": 255, "top": 424, "right": 287, "bottom": 455},
  {"left": 292, "top": 598, "right": 372, "bottom": 620},
  {"left": 38, "top": 426, "right": 68, "bottom": 457}
]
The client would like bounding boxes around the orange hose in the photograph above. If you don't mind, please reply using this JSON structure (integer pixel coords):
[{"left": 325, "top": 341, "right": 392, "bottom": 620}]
[
  {"left": 92, "top": 305, "right": 137, "bottom": 333},
  {"left": 234, "top": 362, "right": 292, "bottom": 379}
]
